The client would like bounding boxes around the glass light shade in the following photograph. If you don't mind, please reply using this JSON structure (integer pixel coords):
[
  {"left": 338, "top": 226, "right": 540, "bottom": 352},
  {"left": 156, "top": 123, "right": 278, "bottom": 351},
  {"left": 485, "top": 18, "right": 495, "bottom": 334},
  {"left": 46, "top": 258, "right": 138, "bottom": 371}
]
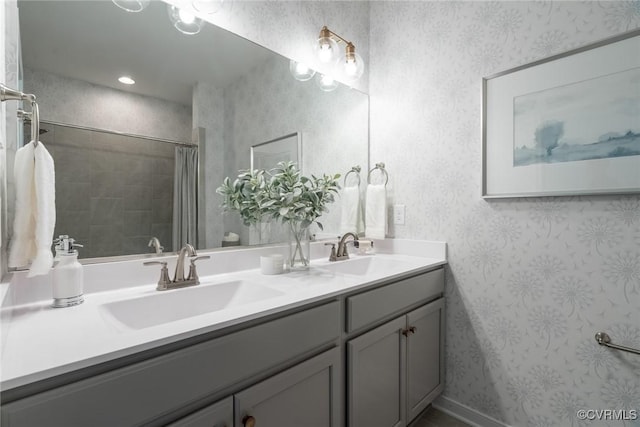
[
  {"left": 167, "top": 5, "right": 204, "bottom": 35},
  {"left": 339, "top": 50, "right": 365, "bottom": 82},
  {"left": 192, "top": 0, "right": 225, "bottom": 14},
  {"left": 112, "top": 0, "right": 149, "bottom": 12},
  {"left": 314, "top": 36, "right": 339, "bottom": 63},
  {"left": 315, "top": 73, "right": 339, "bottom": 92},
  {"left": 289, "top": 60, "right": 316, "bottom": 82}
]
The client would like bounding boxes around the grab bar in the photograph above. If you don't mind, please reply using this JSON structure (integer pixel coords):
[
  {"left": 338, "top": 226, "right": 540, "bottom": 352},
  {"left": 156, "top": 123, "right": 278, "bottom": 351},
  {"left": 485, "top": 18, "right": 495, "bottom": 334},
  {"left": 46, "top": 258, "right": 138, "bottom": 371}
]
[{"left": 595, "top": 332, "right": 640, "bottom": 356}]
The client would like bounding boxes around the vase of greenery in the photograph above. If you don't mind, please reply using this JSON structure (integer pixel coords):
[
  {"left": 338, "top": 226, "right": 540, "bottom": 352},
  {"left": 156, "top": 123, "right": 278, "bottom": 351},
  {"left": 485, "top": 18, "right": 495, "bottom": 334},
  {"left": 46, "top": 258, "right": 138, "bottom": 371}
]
[
  {"left": 216, "top": 168, "right": 274, "bottom": 245},
  {"left": 217, "top": 162, "right": 340, "bottom": 269},
  {"left": 268, "top": 162, "right": 340, "bottom": 269}
]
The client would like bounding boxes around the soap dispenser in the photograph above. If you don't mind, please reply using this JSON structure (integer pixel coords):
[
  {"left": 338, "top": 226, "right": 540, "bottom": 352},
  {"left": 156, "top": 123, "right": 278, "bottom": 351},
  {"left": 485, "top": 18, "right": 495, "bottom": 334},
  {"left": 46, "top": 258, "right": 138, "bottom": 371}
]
[{"left": 52, "top": 235, "right": 84, "bottom": 308}]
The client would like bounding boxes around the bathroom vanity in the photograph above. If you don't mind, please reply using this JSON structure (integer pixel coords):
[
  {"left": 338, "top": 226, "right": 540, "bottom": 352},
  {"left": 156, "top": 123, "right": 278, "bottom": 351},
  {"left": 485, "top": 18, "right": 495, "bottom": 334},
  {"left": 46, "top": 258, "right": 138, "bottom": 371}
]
[{"left": 0, "top": 240, "right": 446, "bottom": 427}]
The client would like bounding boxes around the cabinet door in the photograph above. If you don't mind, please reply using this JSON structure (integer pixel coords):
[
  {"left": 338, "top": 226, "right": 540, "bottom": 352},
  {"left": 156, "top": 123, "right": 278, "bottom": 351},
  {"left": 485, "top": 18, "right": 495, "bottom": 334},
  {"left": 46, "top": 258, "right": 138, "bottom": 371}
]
[
  {"left": 235, "top": 348, "right": 342, "bottom": 427},
  {"left": 348, "top": 316, "right": 406, "bottom": 427},
  {"left": 167, "top": 397, "right": 233, "bottom": 427},
  {"left": 406, "top": 298, "right": 445, "bottom": 423}
]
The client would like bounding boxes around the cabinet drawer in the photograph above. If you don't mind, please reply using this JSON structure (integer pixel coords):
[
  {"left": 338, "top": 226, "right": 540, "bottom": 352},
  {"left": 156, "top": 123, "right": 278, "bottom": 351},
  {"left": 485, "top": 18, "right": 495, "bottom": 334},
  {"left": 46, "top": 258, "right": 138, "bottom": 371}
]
[
  {"left": 1, "top": 301, "right": 340, "bottom": 427},
  {"left": 346, "top": 268, "right": 444, "bottom": 333}
]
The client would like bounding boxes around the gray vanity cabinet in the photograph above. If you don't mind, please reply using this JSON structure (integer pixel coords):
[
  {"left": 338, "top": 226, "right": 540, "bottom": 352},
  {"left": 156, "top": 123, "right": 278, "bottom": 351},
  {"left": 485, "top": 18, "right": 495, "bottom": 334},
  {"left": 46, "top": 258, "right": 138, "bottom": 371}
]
[
  {"left": 235, "top": 348, "right": 342, "bottom": 427},
  {"left": 348, "top": 296, "right": 445, "bottom": 427},
  {"left": 406, "top": 299, "right": 445, "bottom": 422},
  {"left": 348, "top": 316, "right": 407, "bottom": 427},
  {"left": 168, "top": 397, "right": 233, "bottom": 427}
]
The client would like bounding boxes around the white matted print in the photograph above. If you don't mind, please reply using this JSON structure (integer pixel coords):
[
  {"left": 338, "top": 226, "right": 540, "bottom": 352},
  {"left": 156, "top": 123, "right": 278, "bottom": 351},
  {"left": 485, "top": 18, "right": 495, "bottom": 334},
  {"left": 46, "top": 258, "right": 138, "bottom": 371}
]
[{"left": 483, "top": 29, "right": 640, "bottom": 198}]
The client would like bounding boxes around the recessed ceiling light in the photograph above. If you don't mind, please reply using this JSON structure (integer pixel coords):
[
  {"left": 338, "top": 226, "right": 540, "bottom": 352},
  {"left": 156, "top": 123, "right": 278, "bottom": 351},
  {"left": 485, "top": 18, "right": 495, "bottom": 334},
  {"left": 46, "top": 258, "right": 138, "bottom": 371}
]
[{"left": 118, "top": 76, "right": 135, "bottom": 85}]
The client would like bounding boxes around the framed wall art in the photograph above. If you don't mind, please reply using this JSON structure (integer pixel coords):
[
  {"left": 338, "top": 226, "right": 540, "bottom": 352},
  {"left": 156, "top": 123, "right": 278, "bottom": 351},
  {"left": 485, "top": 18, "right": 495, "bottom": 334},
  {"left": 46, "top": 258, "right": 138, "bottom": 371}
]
[{"left": 482, "top": 29, "right": 640, "bottom": 198}]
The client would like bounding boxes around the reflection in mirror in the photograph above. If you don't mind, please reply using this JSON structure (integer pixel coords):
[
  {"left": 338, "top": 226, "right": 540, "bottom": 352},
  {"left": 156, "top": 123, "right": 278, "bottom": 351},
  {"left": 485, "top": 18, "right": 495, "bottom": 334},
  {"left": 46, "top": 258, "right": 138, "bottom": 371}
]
[
  {"left": 251, "top": 133, "right": 301, "bottom": 172},
  {"left": 11, "top": 0, "right": 368, "bottom": 262}
]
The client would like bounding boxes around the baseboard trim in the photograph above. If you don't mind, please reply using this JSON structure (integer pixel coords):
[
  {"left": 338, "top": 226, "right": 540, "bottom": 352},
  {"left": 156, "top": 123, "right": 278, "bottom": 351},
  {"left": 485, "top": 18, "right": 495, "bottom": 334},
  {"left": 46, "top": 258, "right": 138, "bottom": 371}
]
[{"left": 433, "top": 395, "right": 512, "bottom": 427}]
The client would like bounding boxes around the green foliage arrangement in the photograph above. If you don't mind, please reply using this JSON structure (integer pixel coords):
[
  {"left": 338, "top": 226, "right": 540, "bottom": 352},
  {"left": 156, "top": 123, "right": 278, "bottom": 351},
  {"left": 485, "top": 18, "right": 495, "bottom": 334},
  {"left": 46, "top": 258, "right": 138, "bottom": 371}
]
[
  {"left": 216, "top": 169, "right": 271, "bottom": 226},
  {"left": 216, "top": 161, "right": 340, "bottom": 230}
]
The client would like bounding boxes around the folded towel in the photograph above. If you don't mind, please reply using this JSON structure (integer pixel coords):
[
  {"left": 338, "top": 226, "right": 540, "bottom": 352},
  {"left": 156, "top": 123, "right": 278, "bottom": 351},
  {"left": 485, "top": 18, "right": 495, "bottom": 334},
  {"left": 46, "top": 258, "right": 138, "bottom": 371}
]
[
  {"left": 365, "top": 184, "right": 387, "bottom": 239},
  {"left": 340, "top": 185, "right": 363, "bottom": 235},
  {"left": 9, "top": 141, "right": 56, "bottom": 277}
]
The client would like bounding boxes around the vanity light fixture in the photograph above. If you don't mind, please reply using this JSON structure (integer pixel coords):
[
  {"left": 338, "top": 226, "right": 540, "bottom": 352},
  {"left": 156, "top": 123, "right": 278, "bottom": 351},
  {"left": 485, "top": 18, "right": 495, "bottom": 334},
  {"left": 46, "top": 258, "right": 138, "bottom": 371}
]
[
  {"left": 289, "top": 60, "right": 316, "bottom": 82},
  {"left": 315, "top": 73, "right": 339, "bottom": 92},
  {"left": 192, "top": 0, "right": 226, "bottom": 14},
  {"left": 118, "top": 76, "right": 135, "bottom": 85},
  {"left": 167, "top": 4, "right": 204, "bottom": 35},
  {"left": 315, "top": 26, "right": 365, "bottom": 82},
  {"left": 112, "top": 0, "right": 150, "bottom": 13}
]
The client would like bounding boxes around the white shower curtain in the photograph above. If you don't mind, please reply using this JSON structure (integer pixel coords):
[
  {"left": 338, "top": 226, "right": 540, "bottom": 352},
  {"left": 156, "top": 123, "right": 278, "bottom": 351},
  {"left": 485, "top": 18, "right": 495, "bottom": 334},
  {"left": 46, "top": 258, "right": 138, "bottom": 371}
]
[{"left": 173, "top": 146, "right": 198, "bottom": 251}]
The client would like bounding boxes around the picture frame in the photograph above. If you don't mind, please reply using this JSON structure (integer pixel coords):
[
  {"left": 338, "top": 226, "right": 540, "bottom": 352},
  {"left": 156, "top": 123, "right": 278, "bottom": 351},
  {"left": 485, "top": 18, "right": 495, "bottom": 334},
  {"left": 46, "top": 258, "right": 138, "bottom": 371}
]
[
  {"left": 482, "top": 29, "right": 640, "bottom": 198},
  {"left": 250, "top": 132, "right": 301, "bottom": 172}
]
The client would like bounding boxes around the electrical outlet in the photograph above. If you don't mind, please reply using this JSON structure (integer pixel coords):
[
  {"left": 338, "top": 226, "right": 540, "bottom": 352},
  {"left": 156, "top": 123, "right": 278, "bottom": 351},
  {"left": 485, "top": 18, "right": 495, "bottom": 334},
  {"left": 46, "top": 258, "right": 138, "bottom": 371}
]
[{"left": 393, "top": 204, "right": 405, "bottom": 225}]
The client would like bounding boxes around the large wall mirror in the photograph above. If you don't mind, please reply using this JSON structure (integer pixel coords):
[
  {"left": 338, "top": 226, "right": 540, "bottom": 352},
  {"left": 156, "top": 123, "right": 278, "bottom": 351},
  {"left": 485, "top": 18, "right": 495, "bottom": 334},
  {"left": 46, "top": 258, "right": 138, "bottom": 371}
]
[{"left": 9, "top": 0, "right": 369, "bottom": 262}]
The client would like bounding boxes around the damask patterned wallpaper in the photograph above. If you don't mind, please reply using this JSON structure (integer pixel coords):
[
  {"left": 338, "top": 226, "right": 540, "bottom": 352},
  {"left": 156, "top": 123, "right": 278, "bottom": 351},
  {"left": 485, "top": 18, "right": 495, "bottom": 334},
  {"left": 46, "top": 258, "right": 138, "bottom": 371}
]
[{"left": 369, "top": 2, "right": 640, "bottom": 426}]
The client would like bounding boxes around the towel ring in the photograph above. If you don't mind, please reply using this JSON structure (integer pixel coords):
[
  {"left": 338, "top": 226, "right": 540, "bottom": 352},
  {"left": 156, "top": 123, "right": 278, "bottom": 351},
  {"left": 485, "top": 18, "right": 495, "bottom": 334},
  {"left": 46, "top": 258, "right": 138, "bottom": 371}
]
[
  {"left": 344, "top": 165, "right": 361, "bottom": 187},
  {"left": 367, "top": 162, "right": 389, "bottom": 186}
]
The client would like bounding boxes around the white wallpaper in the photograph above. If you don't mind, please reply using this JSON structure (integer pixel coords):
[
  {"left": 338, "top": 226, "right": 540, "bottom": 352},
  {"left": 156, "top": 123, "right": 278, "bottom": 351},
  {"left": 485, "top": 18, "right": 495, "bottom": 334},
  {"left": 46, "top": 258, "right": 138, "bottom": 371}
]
[
  {"left": 193, "top": 82, "right": 225, "bottom": 248},
  {"left": 1, "top": 0, "right": 19, "bottom": 277},
  {"left": 369, "top": 2, "right": 640, "bottom": 426}
]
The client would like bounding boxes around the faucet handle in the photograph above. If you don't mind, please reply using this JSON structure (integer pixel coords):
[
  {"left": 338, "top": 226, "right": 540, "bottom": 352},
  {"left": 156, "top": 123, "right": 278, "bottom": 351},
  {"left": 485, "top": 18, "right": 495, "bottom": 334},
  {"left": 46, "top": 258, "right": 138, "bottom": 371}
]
[
  {"left": 143, "top": 261, "right": 172, "bottom": 290},
  {"left": 187, "top": 255, "right": 211, "bottom": 283},
  {"left": 324, "top": 243, "right": 337, "bottom": 261}
]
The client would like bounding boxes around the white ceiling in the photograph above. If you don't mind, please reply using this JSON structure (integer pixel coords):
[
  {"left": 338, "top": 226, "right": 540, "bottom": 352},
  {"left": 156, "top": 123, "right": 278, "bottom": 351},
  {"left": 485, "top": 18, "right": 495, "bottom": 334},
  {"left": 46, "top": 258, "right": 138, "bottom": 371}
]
[{"left": 18, "top": 1, "right": 277, "bottom": 105}]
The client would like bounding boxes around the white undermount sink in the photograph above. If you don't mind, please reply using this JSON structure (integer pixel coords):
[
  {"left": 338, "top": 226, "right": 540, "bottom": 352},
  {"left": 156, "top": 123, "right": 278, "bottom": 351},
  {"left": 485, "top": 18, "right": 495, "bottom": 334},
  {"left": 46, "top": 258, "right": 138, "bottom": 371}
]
[
  {"left": 100, "top": 280, "right": 284, "bottom": 330},
  {"left": 318, "top": 256, "right": 414, "bottom": 276}
]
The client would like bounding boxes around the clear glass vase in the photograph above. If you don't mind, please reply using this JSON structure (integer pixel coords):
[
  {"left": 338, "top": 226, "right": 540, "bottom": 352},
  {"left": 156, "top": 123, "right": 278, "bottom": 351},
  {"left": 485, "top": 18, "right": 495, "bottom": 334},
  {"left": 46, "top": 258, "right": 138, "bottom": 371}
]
[
  {"left": 249, "top": 220, "right": 272, "bottom": 245},
  {"left": 288, "top": 221, "right": 311, "bottom": 270}
]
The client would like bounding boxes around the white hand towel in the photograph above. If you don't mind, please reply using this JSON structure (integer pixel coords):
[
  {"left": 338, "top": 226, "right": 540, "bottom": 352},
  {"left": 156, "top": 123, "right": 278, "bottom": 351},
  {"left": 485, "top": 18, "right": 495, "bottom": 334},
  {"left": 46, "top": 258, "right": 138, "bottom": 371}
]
[
  {"left": 9, "top": 141, "right": 56, "bottom": 277},
  {"left": 365, "top": 184, "right": 387, "bottom": 240},
  {"left": 9, "top": 142, "right": 36, "bottom": 268},
  {"left": 339, "top": 185, "right": 363, "bottom": 235},
  {"left": 30, "top": 142, "right": 56, "bottom": 277}
]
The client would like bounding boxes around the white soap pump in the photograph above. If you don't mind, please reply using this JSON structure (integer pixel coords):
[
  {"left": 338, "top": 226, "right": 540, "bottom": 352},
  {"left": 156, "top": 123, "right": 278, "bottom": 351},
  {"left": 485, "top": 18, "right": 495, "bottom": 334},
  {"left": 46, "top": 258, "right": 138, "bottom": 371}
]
[{"left": 52, "top": 235, "right": 84, "bottom": 308}]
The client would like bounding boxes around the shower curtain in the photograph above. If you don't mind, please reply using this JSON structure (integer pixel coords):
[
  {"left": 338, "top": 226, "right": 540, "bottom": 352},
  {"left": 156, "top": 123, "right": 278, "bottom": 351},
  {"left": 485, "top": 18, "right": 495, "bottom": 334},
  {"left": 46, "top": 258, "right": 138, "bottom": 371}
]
[{"left": 173, "top": 146, "right": 198, "bottom": 251}]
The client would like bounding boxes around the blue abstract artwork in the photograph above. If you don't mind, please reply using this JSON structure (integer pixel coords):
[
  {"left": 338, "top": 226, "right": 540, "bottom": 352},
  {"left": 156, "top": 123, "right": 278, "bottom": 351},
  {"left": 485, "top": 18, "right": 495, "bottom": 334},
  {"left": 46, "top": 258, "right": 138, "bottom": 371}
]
[{"left": 513, "top": 67, "right": 640, "bottom": 167}]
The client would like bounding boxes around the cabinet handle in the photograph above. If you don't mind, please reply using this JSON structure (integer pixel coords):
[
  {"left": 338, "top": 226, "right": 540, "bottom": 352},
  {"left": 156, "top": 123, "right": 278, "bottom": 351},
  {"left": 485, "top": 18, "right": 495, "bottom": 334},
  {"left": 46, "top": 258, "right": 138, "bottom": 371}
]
[
  {"left": 401, "top": 328, "right": 410, "bottom": 336},
  {"left": 242, "top": 415, "right": 256, "bottom": 427},
  {"left": 409, "top": 326, "right": 417, "bottom": 334}
]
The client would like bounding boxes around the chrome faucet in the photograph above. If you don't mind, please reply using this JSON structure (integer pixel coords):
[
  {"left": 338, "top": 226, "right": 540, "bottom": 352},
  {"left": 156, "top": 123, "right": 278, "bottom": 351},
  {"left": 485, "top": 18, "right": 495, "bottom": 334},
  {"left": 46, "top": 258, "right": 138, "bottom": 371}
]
[
  {"left": 335, "top": 232, "right": 359, "bottom": 261},
  {"left": 148, "top": 237, "right": 164, "bottom": 254},
  {"left": 143, "top": 244, "right": 210, "bottom": 291},
  {"left": 174, "top": 243, "right": 198, "bottom": 282}
]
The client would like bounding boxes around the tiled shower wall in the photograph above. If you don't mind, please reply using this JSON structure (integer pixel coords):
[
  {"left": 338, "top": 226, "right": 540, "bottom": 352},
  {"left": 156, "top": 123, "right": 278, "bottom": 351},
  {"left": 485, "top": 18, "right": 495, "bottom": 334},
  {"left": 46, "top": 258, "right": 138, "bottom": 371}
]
[{"left": 39, "top": 123, "right": 174, "bottom": 259}]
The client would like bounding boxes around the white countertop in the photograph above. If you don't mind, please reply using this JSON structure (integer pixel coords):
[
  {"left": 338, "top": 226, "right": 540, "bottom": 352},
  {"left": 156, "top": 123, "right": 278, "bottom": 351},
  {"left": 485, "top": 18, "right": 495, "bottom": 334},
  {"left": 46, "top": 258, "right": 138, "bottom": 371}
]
[{"left": 0, "top": 239, "right": 446, "bottom": 392}]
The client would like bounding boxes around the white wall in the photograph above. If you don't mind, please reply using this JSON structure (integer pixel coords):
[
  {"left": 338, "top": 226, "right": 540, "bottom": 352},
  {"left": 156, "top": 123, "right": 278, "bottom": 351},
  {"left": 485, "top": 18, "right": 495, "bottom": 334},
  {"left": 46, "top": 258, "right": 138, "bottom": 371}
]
[
  {"left": 1, "top": 0, "right": 19, "bottom": 278},
  {"left": 370, "top": 2, "right": 640, "bottom": 426},
  {"left": 193, "top": 81, "right": 224, "bottom": 248}
]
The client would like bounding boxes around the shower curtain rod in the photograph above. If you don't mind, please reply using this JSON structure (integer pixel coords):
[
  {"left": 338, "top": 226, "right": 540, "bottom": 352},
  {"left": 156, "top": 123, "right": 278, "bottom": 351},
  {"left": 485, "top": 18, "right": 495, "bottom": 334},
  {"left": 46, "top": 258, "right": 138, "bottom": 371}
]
[{"left": 19, "top": 116, "right": 197, "bottom": 148}]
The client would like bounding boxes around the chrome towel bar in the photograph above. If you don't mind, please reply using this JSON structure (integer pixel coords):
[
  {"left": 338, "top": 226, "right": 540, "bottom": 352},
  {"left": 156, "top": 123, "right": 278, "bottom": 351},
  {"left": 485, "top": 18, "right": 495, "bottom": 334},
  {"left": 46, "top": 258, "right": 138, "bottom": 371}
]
[
  {"left": 1, "top": 82, "right": 41, "bottom": 147},
  {"left": 595, "top": 332, "right": 640, "bottom": 356}
]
